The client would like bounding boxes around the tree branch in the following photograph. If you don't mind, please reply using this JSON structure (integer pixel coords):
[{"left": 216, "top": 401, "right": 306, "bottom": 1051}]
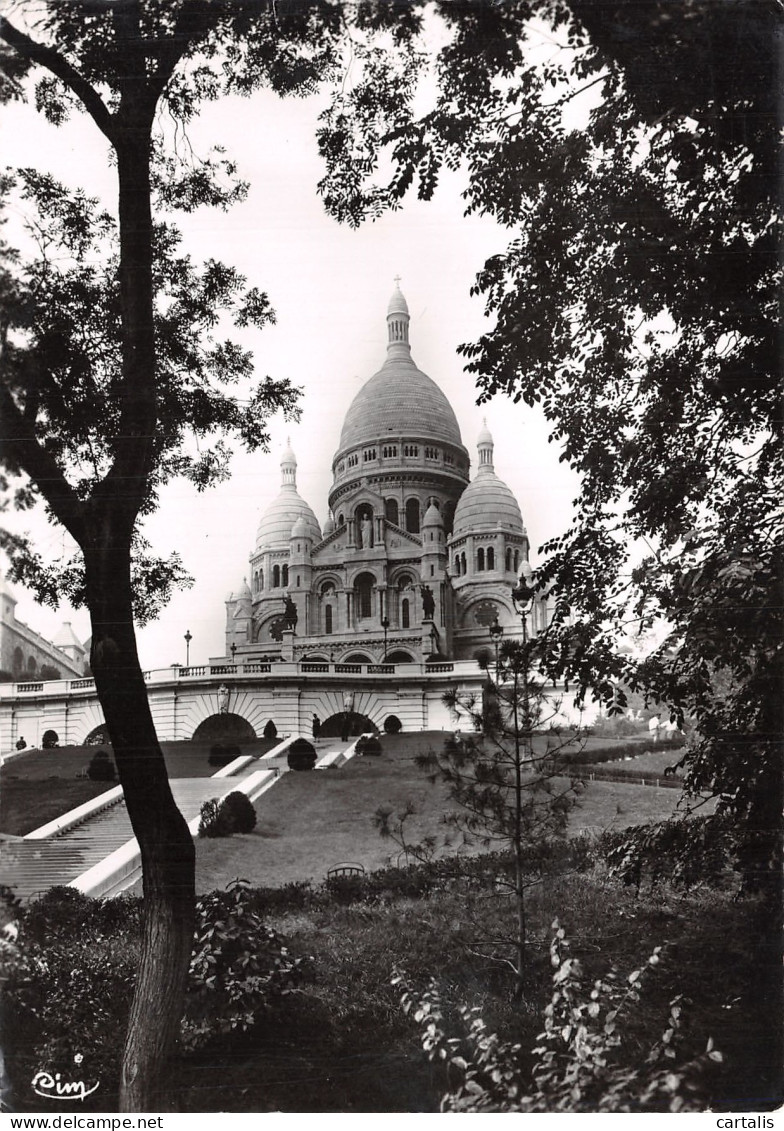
[
  {"left": 0, "top": 16, "right": 115, "bottom": 141},
  {"left": 0, "top": 378, "right": 87, "bottom": 545}
]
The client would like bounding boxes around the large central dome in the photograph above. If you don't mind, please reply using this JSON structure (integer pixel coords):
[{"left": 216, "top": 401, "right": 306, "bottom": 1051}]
[{"left": 338, "top": 284, "right": 463, "bottom": 451}]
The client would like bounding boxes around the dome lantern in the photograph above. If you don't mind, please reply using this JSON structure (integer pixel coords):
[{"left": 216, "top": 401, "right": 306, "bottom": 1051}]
[
  {"left": 386, "top": 276, "right": 411, "bottom": 360},
  {"left": 281, "top": 438, "right": 297, "bottom": 488},
  {"left": 477, "top": 420, "right": 494, "bottom": 472}
]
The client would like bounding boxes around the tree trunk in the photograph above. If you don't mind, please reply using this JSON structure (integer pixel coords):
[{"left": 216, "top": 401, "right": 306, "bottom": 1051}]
[
  {"left": 511, "top": 667, "right": 526, "bottom": 1003},
  {"left": 85, "top": 542, "right": 195, "bottom": 1111}
]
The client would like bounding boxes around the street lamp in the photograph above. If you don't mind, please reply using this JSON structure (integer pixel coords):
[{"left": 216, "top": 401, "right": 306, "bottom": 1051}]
[
  {"left": 184, "top": 629, "right": 192, "bottom": 667},
  {"left": 489, "top": 618, "right": 503, "bottom": 683},
  {"left": 381, "top": 617, "right": 390, "bottom": 662},
  {"left": 511, "top": 578, "right": 537, "bottom": 643}
]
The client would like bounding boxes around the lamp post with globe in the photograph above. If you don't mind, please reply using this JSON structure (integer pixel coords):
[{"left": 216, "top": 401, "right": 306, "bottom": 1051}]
[{"left": 489, "top": 618, "right": 504, "bottom": 684}]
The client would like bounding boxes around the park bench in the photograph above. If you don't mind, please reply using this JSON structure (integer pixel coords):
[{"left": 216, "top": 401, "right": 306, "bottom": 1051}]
[{"left": 327, "top": 862, "right": 365, "bottom": 879}]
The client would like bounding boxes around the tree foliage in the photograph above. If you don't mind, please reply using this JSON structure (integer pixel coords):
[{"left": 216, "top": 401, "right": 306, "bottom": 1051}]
[
  {"left": 395, "top": 921, "right": 721, "bottom": 1112},
  {"left": 0, "top": 0, "right": 420, "bottom": 1110},
  {"left": 317, "top": 0, "right": 782, "bottom": 889}
]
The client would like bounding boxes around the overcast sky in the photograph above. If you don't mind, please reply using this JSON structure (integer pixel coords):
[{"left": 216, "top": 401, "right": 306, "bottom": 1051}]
[{"left": 2, "top": 73, "right": 579, "bottom": 670}]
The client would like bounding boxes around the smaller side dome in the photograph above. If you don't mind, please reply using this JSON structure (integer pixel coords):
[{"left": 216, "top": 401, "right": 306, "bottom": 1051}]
[
  {"left": 291, "top": 516, "right": 309, "bottom": 539},
  {"left": 323, "top": 514, "right": 335, "bottom": 536},
  {"left": 453, "top": 433, "right": 524, "bottom": 537},
  {"left": 422, "top": 503, "right": 443, "bottom": 527}
]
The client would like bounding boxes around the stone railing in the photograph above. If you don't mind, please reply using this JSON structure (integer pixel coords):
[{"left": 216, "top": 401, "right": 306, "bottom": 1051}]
[{"left": 0, "top": 658, "right": 485, "bottom": 700}]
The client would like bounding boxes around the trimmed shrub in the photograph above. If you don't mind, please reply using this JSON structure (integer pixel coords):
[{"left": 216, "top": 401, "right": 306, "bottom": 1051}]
[
  {"left": 198, "top": 792, "right": 258, "bottom": 837},
  {"left": 287, "top": 737, "right": 316, "bottom": 771},
  {"left": 39, "top": 665, "right": 62, "bottom": 682},
  {"left": 87, "top": 749, "right": 116, "bottom": 782},
  {"left": 41, "top": 729, "right": 59, "bottom": 749},
  {"left": 208, "top": 743, "right": 241, "bottom": 767},
  {"left": 384, "top": 714, "right": 402, "bottom": 734},
  {"left": 219, "top": 791, "right": 257, "bottom": 834},
  {"left": 356, "top": 734, "right": 382, "bottom": 756},
  {"left": 263, "top": 719, "right": 278, "bottom": 740}
]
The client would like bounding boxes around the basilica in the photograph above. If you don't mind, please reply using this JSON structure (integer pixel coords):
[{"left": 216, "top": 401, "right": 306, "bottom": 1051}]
[{"left": 223, "top": 284, "right": 551, "bottom": 666}]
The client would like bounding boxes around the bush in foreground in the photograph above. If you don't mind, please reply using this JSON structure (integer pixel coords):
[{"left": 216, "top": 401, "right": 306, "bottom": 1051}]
[
  {"left": 184, "top": 879, "right": 303, "bottom": 1049},
  {"left": 396, "top": 921, "right": 721, "bottom": 1112}
]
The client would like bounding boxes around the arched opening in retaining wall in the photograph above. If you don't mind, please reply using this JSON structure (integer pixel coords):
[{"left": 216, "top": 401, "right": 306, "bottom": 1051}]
[
  {"left": 85, "top": 724, "right": 110, "bottom": 746},
  {"left": 320, "top": 711, "right": 375, "bottom": 739},
  {"left": 385, "top": 650, "right": 415, "bottom": 664},
  {"left": 192, "top": 713, "right": 257, "bottom": 742}
]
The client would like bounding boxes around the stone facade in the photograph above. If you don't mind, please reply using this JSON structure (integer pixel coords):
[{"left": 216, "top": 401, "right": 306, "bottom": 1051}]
[
  {"left": 224, "top": 285, "right": 553, "bottom": 666},
  {"left": 0, "top": 578, "right": 87, "bottom": 683}
]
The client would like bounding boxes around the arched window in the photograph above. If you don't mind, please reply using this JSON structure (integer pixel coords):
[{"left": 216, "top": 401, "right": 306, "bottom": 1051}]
[
  {"left": 12, "top": 647, "right": 23, "bottom": 675},
  {"left": 487, "top": 547, "right": 495, "bottom": 570},
  {"left": 273, "top": 564, "right": 280, "bottom": 587},
  {"left": 355, "top": 572, "right": 375, "bottom": 619},
  {"left": 514, "top": 549, "right": 520, "bottom": 571},
  {"left": 405, "top": 498, "right": 420, "bottom": 534},
  {"left": 325, "top": 605, "right": 333, "bottom": 634},
  {"left": 338, "top": 513, "right": 345, "bottom": 526},
  {"left": 385, "top": 498, "right": 399, "bottom": 526},
  {"left": 461, "top": 552, "right": 467, "bottom": 575},
  {"left": 454, "top": 556, "right": 461, "bottom": 576},
  {"left": 506, "top": 547, "right": 512, "bottom": 571},
  {"left": 282, "top": 564, "right": 289, "bottom": 587},
  {"left": 477, "top": 547, "right": 485, "bottom": 571},
  {"left": 259, "top": 568, "right": 263, "bottom": 590},
  {"left": 401, "top": 598, "right": 410, "bottom": 629}
]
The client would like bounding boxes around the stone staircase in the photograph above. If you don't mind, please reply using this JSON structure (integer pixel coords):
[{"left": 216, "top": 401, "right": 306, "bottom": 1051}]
[{"left": 0, "top": 776, "right": 265, "bottom": 903}]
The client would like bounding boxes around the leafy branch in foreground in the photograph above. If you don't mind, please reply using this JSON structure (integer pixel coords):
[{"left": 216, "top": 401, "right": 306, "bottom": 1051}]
[
  {"left": 395, "top": 920, "right": 721, "bottom": 1113},
  {"left": 318, "top": 0, "right": 782, "bottom": 899}
]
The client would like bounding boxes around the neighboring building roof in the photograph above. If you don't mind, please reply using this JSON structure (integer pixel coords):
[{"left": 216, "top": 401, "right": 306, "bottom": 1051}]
[{"left": 51, "top": 622, "right": 85, "bottom": 651}]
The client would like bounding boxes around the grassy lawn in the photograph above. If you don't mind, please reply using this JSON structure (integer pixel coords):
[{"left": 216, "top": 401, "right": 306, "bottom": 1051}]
[
  {"left": 194, "top": 733, "right": 682, "bottom": 893},
  {"left": 0, "top": 778, "right": 113, "bottom": 836},
  {"left": 0, "top": 738, "right": 276, "bottom": 836}
]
